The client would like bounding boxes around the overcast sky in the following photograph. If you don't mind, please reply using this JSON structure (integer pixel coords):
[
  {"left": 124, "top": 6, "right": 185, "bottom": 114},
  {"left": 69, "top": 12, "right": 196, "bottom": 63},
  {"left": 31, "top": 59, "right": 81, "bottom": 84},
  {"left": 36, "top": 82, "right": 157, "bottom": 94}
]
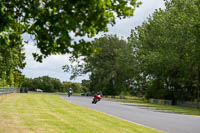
[{"left": 22, "top": 0, "right": 165, "bottom": 82}]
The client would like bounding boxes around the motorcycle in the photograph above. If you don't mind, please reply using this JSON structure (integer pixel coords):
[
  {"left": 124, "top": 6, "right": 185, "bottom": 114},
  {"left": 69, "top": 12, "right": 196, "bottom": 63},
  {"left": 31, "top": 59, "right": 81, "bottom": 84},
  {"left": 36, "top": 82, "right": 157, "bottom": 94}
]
[
  {"left": 92, "top": 94, "right": 102, "bottom": 104},
  {"left": 68, "top": 90, "right": 72, "bottom": 97}
]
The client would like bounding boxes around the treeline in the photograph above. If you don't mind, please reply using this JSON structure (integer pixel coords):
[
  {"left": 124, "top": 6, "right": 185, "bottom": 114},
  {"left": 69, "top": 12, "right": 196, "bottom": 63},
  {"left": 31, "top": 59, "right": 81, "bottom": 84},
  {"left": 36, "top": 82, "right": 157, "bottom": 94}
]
[
  {"left": 22, "top": 76, "right": 86, "bottom": 93},
  {"left": 67, "top": 0, "right": 200, "bottom": 104}
]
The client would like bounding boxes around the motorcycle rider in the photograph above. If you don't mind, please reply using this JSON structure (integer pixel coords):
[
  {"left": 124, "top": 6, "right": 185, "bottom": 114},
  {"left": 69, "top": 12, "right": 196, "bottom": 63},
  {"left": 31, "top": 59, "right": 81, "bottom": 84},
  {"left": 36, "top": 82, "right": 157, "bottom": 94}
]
[
  {"left": 68, "top": 88, "right": 73, "bottom": 97},
  {"left": 94, "top": 91, "right": 102, "bottom": 97},
  {"left": 94, "top": 91, "right": 103, "bottom": 101}
]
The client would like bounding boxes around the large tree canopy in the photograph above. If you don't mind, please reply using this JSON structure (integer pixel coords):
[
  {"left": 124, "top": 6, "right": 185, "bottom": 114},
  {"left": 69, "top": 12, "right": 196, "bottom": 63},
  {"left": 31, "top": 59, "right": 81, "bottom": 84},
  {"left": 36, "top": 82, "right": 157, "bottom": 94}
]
[
  {"left": 128, "top": 0, "right": 200, "bottom": 103},
  {"left": 65, "top": 35, "right": 137, "bottom": 95},
  {"left": 0, "top": 0, "right": 141, "bottom": 61}
]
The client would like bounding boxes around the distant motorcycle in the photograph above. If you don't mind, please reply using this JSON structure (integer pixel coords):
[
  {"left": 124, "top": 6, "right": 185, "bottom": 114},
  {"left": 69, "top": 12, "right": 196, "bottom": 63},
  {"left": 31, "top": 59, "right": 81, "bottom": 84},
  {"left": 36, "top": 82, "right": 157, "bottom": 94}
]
[
  {"left": 68, "top": 90, "right": 72, "bottom": 97},
  {"left": 92, "top": 94, "right": 102, "bottom": 104}
]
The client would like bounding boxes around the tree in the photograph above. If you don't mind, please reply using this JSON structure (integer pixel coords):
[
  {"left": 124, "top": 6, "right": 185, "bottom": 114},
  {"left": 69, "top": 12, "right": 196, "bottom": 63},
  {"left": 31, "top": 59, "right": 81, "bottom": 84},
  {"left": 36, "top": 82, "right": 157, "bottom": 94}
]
[
  {"left": 22, "top": 76, "right": 62, "bottom": 92},
  {"left": 0, "top": 0, "right": 141, "bottom": 61},
  {"left": 66, "top": 35, "right": 137, "bottom": 95},
  {"left": 128, "top": 0, "right": 200, "bottom": 103},
  {"left": 0, "top": 43, "right": 25, "bottom": 87},
  {"left": 62, "top": 81, "right": 83, "bottom": 93},
  {"left": 81, "top": 80, "right": 90, "bottom": 92},
  {"left": 22, "top": 76, "right": 85, "bottom": 93}
]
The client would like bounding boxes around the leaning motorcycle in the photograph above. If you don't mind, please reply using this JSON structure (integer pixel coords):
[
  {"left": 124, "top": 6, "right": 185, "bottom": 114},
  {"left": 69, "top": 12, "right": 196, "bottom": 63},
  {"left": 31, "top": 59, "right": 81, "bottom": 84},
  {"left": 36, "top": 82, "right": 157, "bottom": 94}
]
[{"left": 92, "top": 94, "right": 102, "bottom": 104}]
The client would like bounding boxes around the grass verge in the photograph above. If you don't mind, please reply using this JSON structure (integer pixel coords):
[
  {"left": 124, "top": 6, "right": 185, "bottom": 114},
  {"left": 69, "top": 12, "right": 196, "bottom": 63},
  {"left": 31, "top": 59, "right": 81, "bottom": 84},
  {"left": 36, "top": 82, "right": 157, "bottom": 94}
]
[
  {"left": 0, "top": 93, "right": 163, "bottom": 133},
  {"left": 105, "top": 97, "right": 200, "bottom": 116}
]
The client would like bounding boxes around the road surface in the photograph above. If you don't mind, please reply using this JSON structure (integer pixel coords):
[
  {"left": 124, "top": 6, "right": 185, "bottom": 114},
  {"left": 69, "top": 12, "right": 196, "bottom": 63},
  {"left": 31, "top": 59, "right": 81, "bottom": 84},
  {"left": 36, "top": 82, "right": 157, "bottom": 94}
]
[{"left": 59, "top": 95, "right": 200, "bottom": 133}]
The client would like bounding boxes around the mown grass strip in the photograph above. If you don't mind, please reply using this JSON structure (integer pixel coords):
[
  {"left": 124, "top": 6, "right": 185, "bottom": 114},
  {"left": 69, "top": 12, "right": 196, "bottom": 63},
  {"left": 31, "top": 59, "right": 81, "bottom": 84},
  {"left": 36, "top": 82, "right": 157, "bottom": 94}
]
[
  {"left": 0, "top": 93, "right": 163, "bottom": 133},
  {"left": 105, "top": 97, "right": 200, "bottom": 116}
]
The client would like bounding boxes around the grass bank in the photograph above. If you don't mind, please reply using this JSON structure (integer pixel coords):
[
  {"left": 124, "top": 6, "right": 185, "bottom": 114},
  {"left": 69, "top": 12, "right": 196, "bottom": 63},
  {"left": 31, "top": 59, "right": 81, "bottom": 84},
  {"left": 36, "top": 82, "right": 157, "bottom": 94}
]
[
  {"left": 0, "top": 93, "right": 163, "bottom": 133},
  {"left": 105, "top": 96, "right": 200, "bottom": 116}
]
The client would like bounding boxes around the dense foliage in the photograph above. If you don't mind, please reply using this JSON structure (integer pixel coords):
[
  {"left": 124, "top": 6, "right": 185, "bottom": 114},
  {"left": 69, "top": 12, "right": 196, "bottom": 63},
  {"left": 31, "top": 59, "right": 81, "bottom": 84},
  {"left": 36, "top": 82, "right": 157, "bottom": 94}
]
[
  {"left": 0, "top": 44, "right": 26, "bottom": 87},
  {"left": 0, "top": 0, "right": 140, "bottom": 61},
  {"left": 65, "top": 35, "right": 137, "bottom": 95},
  {"left": 67, "top": 0, "right": 200, "bottom": 103},
  {"left": 22, "top": 76, "right": 84, "bottom": 93},
  {"left": 0, "top": 0, "right": 141, "bottom": 87},
  {"left": 128, "top": 0, "right": 200, "bottom": 103}
]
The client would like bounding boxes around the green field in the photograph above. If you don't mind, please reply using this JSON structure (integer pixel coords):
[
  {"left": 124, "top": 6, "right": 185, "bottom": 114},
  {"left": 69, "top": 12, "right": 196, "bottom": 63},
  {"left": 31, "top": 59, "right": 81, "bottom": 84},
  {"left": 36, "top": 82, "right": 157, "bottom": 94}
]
[
  {"left": 0, "top": 93, "right": 163, "bottom": 133},
  {"left": 105, "top": 97, "right": 200, "bottom": 116}
]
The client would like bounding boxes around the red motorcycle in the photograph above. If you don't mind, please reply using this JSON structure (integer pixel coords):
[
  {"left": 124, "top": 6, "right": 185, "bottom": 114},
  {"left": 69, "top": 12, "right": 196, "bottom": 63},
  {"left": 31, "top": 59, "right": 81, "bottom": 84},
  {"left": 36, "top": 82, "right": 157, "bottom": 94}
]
[{"left": 92, "top": 94, "right": 102, "bottom": 104}]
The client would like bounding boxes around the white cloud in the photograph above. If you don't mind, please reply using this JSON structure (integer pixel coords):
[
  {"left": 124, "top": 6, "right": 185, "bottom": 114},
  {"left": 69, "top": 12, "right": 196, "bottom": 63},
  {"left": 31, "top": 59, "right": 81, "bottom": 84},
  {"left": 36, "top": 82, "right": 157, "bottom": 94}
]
[
  {"left": 22, "top": 42, "right": 87, "bottom": 82},
  {"left": 22, "top": 0, "right": 165, "bottom": 82},
  {"left": 106, "top": 0, "right": 165, "bottom": 37}
]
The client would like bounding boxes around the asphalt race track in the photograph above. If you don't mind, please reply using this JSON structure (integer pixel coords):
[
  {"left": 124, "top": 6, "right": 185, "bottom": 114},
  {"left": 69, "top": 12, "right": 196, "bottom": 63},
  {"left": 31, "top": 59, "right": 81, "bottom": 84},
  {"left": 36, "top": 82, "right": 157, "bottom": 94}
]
[{"left": 60, "top": 95, "right": 200, "bottom": 133}]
